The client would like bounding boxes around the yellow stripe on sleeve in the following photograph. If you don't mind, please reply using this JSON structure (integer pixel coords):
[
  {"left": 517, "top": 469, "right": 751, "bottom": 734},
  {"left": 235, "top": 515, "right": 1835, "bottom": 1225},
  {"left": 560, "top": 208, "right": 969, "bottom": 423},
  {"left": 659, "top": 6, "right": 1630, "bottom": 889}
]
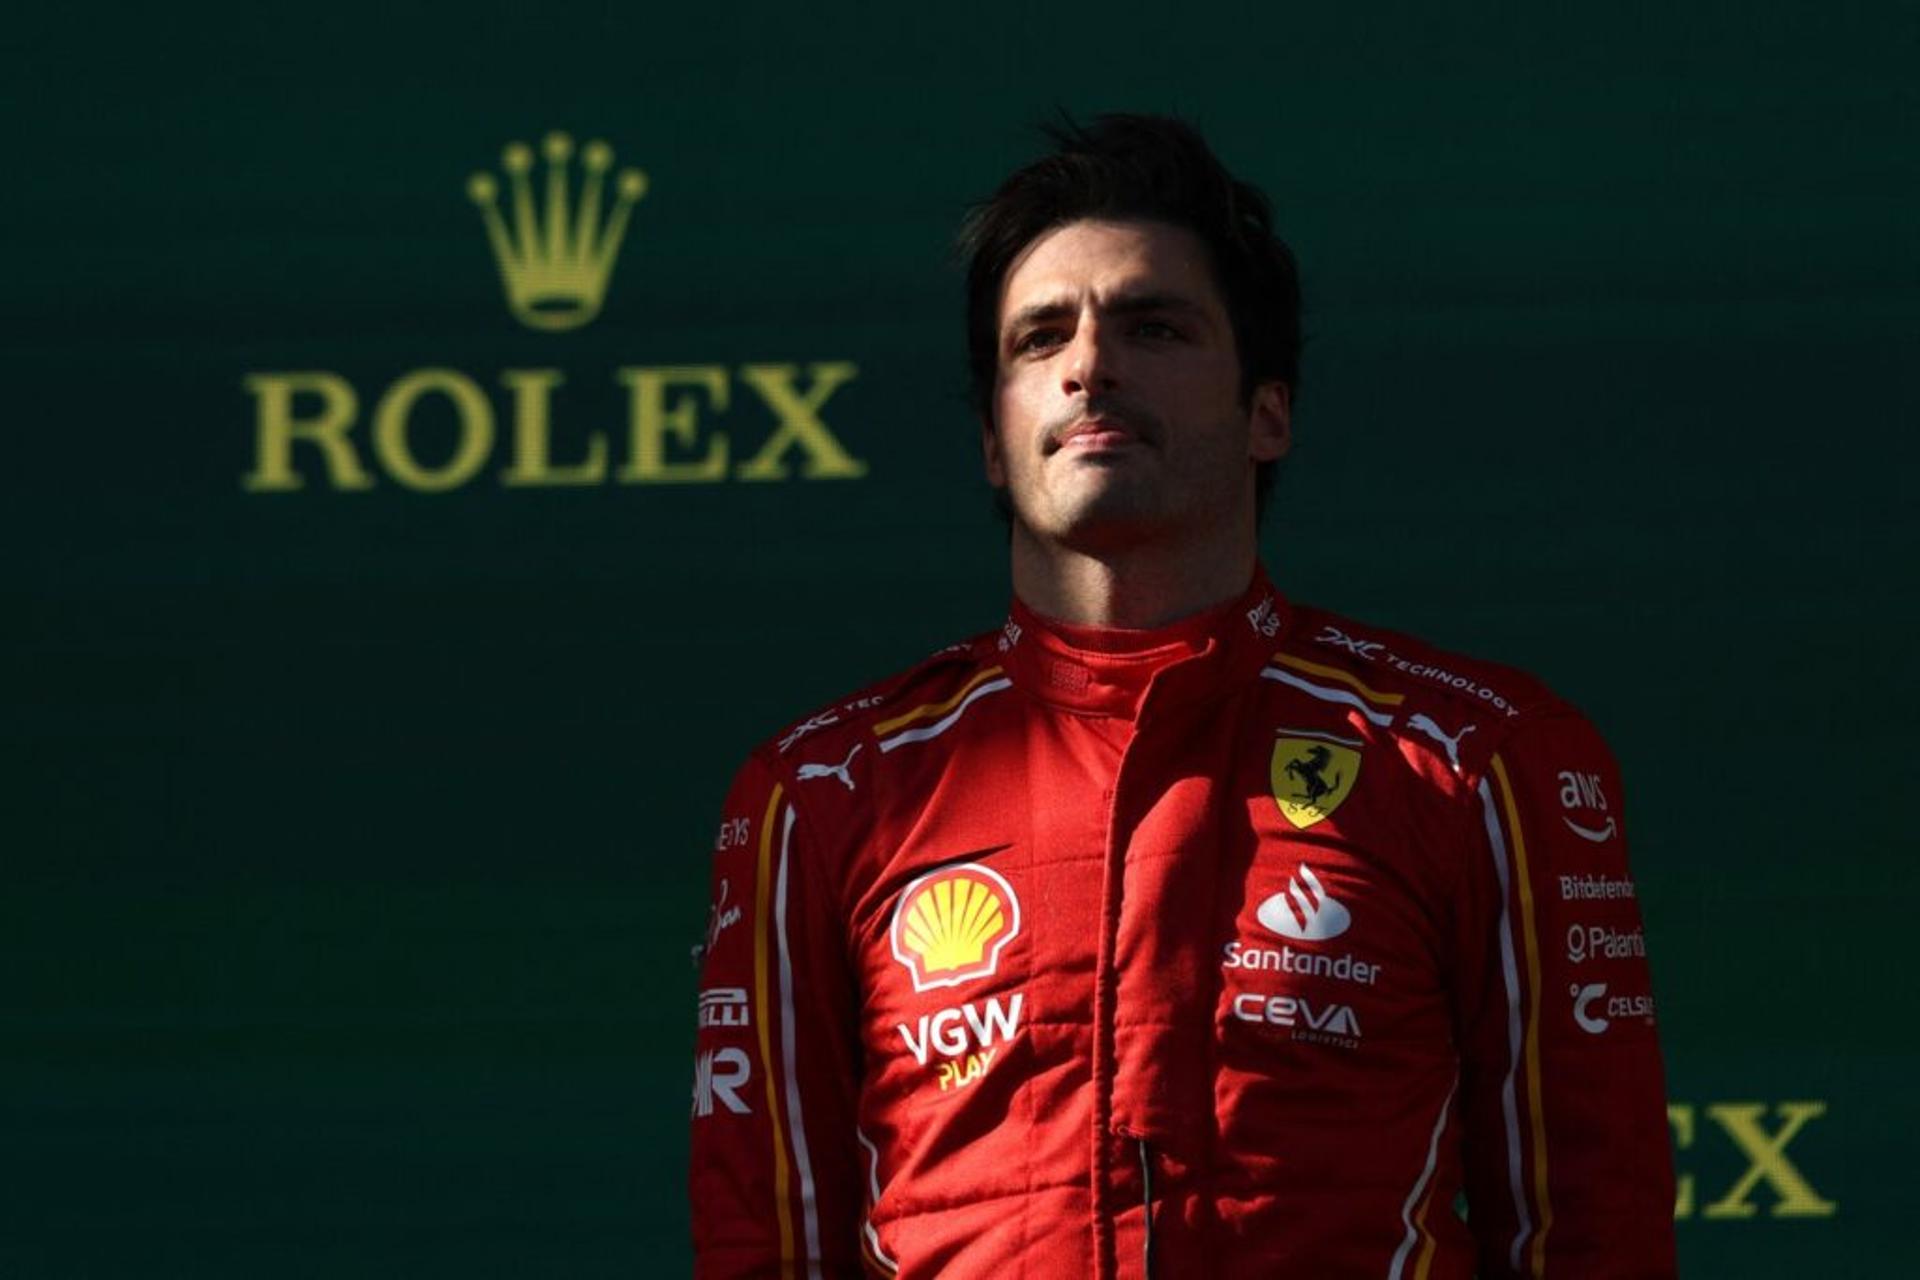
[
  {"left": 1491, "top": 755, "right": 1554, "bottom": 1276},
  {"left": 752, "top": 782, "right": 796, "bottom": 1276},
  {"left": 1411, "top": 1184, "right": 1442, "bottom": 1280}
]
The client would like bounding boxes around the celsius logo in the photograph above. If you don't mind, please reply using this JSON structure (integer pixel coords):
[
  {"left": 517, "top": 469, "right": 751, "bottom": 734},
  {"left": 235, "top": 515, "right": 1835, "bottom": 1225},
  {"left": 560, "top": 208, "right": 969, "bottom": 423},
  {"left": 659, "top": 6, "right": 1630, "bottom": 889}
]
[
  {"left": 1571, "top": 982, "right": 1656, "bottom": 1034},
  {"left": 1573, "top": 983, "right": 1611, "bottom": 1034},
  {"left": 890, "top": 863, "right": 1021, "bottom": 993},
  {"left": 1256, "top": 864, "right": 1352, "bottom": 941}
]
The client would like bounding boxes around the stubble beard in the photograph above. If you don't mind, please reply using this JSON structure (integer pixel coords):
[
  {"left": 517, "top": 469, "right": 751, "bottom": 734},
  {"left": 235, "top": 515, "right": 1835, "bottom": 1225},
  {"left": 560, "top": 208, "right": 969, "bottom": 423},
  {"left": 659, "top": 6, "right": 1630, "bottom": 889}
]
[
  {"left": 1016, "top": 395, "right": 1176, "bottom": 554},
  {"left": 1026, "top": 417, "right": 1252, "bottom": 559},
  {"left": 1027, "top": 464, "right": 1173, "bottom": 556}
]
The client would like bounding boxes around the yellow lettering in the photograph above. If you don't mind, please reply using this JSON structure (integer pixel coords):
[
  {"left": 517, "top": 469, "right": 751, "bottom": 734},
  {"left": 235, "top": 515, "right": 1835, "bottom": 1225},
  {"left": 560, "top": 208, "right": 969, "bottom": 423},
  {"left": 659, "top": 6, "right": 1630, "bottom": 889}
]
[
  {"left": 1668, "top": 1104, "right": 1695, "bottom": 1219},
  {"left": 500, "top": 368, "right": 606, "bottom": 486},
  {"left": 242, "top": 372, "right": 370, "bottom": 492},
  {"left": 373, "top": 369, "right": 494, "bottom": 492},
  {"left": 1701, "top": 1101, "right": 1836, "bottom": 1219},
  {"left": 616, "top": 365, "right": 728, "bottom": 483},
  {"left": 735, "top": 362, "right": 866, "bottom": 480},
  {"left": 246, "top": 361, "right": 870, "bottom": 493}
]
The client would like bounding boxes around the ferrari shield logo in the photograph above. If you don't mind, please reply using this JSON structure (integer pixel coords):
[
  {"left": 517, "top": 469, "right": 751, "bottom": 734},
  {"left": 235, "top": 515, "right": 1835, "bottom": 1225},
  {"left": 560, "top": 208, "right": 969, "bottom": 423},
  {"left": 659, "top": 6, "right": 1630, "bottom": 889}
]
[{"left": 1270, "top": 730, "right": 1363, "bottom": 829}]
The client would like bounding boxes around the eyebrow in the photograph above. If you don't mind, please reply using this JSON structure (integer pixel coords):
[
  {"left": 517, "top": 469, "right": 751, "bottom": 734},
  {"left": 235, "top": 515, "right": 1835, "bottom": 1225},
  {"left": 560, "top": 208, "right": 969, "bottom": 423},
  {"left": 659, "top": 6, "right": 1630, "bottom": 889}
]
[{"left": 1001, "top": 291, "right": 1210, "bottom": 338}]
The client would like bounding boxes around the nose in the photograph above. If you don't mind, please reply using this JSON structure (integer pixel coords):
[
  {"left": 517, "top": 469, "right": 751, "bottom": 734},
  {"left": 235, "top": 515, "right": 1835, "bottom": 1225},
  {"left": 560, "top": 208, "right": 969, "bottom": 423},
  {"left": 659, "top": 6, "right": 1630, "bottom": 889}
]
[{"left": 1060, "top": 316, "right": 1119, "bottom": 398}]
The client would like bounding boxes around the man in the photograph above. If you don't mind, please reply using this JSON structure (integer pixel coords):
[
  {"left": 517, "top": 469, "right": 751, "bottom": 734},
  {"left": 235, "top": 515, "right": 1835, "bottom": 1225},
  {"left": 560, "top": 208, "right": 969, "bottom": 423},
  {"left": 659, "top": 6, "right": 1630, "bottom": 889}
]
[{"left": 690, "top": 115, "right": 1675, "bottom": 1278}]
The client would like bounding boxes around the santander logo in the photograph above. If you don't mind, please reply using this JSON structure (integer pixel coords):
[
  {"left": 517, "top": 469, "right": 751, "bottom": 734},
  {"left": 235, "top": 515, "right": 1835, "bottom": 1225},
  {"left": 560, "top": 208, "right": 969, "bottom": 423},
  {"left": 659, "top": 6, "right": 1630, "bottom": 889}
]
[{"left": 1256, "top": 864, "right": 1352, "bottom": 942}]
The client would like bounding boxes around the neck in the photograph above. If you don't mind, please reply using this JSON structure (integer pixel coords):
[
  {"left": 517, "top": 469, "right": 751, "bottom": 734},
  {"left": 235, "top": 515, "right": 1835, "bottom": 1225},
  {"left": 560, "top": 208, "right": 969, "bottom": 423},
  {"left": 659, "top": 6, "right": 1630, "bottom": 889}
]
[{"left": 1008, "top": 521, "right": 1258, "bottom": 630}]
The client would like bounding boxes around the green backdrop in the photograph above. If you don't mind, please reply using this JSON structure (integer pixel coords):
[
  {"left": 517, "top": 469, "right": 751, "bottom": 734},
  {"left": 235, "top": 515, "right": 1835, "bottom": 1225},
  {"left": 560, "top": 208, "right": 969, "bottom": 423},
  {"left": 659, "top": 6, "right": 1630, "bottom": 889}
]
[{"left": 5, "top": 3, "right": 1915, "bottom": 1274}]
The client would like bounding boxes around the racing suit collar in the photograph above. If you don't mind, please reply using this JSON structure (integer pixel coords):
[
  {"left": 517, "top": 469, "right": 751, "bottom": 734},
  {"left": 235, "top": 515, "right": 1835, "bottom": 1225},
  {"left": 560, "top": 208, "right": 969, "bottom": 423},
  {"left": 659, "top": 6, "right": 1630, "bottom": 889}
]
[{"left": 996, "top": 565, "right": 1286, "bottom": 718}]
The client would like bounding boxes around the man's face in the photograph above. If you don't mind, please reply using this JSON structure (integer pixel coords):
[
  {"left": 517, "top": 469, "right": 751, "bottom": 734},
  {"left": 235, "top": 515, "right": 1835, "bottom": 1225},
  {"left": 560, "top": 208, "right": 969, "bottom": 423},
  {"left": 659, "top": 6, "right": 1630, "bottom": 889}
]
[{"left": 984, "top": 218, "right": 1290, "bottom": 554}]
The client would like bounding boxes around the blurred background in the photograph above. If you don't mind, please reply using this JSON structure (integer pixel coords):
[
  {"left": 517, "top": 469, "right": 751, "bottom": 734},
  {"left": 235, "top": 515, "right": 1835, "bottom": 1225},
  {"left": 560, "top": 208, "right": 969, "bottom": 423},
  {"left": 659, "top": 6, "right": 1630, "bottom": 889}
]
[{"left": 3, "top": 2, "right": 1915, "bottom": 1273}]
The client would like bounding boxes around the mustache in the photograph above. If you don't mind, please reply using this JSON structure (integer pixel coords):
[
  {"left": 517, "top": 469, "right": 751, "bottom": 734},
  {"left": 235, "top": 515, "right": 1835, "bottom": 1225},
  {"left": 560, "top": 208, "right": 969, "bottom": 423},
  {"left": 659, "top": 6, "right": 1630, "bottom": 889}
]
[{"left": 1043, "top": 397, "right": 1163, "bottom": 451}]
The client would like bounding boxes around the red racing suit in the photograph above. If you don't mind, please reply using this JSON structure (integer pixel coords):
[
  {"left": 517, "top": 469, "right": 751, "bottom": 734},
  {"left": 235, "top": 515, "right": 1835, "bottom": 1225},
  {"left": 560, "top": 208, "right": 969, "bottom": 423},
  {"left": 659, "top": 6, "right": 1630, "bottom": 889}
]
[{"left": 689, "top": 570, "right": 1675, "bottom": 1278}]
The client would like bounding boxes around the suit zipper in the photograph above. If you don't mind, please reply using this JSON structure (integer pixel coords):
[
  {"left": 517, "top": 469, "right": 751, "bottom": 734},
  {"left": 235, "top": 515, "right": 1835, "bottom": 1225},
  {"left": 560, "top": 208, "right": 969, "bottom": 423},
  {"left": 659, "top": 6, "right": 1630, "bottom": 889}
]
[{"left": 1138, "top": 1137, "right": 1157, "bottom": 1279}]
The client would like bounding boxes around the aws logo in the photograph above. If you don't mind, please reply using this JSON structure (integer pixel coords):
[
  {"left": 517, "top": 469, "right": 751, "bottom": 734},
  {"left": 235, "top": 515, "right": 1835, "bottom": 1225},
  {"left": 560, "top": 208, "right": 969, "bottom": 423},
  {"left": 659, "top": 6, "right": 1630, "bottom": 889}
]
[{"left": 890, "top": 863, "right": 1021, "bottom": 993}]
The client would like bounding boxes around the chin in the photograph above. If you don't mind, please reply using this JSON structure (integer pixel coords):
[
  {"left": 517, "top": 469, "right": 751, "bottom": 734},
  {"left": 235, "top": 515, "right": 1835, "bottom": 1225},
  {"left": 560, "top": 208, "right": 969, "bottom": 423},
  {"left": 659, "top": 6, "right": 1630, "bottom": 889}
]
[{"left": 1044, "top": 500, "right": 1169, "bottom": 556}]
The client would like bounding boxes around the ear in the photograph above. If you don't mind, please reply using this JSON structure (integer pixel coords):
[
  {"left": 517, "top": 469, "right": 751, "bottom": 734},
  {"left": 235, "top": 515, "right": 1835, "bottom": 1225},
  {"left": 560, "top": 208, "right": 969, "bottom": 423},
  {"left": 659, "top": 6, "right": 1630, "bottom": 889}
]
[
  {"left": 1247, "top": 380, "right": 1292, "bottom": 463},
  {"left": 980, "top": 415, "right": 1008, "bottom": 488}
]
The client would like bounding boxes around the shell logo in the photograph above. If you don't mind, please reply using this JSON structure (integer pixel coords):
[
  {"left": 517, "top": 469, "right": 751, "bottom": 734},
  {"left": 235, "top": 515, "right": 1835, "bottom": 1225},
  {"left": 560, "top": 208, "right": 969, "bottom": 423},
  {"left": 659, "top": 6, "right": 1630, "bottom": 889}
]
[{"left": 889, "top": 863, "right": 1022, "bottom": 993}]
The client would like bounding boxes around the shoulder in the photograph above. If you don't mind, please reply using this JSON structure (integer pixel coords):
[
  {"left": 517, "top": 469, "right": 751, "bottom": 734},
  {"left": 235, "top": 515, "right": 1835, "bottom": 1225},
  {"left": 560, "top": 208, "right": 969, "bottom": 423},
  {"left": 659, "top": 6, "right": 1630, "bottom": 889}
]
[
  {"left": 1275, "top": 601, "right": 1600, "bottom": 783},
  {"left": 748, "top": 627, "right": 1007, "bottom": 779}
]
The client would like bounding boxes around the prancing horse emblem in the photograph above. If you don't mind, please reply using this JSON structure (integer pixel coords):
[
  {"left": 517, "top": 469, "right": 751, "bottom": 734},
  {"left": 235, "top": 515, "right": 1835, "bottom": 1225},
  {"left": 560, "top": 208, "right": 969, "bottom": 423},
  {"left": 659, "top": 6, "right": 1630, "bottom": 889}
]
[
  {"left": 1286, "top": 746, "right": 1340, "bottom": 805},
  {"left": 1270, "top": 730, "right": 1363, "bottom": 829}
]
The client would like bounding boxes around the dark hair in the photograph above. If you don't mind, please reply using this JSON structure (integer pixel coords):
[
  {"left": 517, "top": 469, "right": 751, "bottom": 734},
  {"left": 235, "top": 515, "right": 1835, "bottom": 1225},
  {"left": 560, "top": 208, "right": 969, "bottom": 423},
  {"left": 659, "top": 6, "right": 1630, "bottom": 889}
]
[{"left": 957, "top": 113, "right": 1302, "bottom": 516}]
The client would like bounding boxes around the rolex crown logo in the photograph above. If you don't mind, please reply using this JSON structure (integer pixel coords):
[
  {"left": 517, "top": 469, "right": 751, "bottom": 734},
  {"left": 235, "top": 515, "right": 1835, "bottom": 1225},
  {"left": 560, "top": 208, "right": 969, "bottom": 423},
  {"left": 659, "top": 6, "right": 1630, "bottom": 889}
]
[{"left": 466, "top": 132, "right": 648, "bottom": 332}]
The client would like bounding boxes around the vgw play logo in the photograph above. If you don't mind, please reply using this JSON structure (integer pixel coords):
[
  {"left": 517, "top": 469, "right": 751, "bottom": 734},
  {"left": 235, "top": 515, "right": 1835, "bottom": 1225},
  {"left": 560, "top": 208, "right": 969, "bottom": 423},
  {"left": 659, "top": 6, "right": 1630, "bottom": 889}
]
[{"left": 241, "top": 131, "right": 867, "bottom": 494}]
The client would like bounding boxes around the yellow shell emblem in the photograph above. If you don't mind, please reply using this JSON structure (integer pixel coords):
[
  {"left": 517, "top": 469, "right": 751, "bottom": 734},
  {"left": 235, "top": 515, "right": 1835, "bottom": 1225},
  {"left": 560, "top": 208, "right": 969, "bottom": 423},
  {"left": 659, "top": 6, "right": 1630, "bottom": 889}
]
[{"left": 890, "top": 863, "right": 1021, "bottom": 992}]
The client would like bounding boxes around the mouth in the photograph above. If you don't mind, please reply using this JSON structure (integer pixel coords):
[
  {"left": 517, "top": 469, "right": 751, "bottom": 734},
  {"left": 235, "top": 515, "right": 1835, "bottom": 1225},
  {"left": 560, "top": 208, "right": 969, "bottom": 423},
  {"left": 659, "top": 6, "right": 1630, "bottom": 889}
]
[
  {"left": 1051, "top": 411, "right": 1152, "bottom": 456},
  {"left": 1061, "top": 421, "right": 1137, "bottom": 451}
]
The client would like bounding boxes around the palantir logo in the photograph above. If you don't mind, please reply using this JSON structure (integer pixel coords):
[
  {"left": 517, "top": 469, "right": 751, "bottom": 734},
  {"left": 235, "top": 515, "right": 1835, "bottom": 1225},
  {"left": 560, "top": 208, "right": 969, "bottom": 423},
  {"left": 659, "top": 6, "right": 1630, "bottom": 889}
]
[
  {"left": 1256, "top": 863, "right": 1352, "bottom": 942},
  {"left": 466, "top": 131, "right": 648, "bottom": 331}
]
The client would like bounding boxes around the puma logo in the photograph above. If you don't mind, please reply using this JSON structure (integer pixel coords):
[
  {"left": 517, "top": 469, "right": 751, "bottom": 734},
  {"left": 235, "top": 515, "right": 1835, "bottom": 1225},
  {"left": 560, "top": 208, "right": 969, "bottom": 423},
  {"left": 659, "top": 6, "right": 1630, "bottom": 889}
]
[
  {"left": 796, "top": 742, "right": 863, "bottom": 791},
  {"left": 1407, "top": 713, "right": 1475, "bottom": 773}
]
